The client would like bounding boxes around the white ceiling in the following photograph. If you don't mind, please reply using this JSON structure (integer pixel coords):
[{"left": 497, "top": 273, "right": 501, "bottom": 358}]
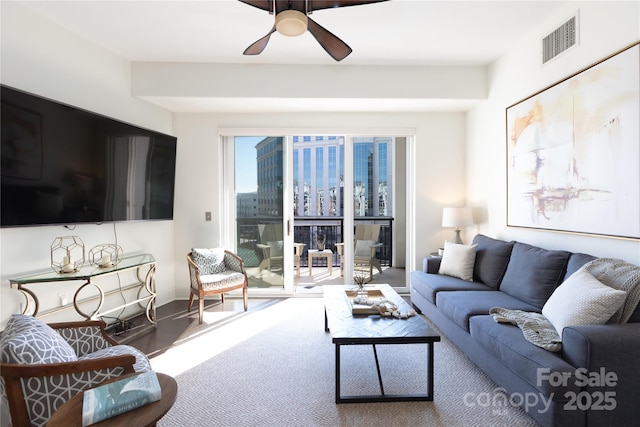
[{"left": 19, "top": 0, "right": 571, "bottom": 112}]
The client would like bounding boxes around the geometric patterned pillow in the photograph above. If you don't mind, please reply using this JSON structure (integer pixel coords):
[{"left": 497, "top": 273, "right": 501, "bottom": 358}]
[
  {"left": 0, "top": 314, "right": 77, "bottom": 364},
  {"left": 192, "top": 248, "right": 226, "bottom": 274},
  {"left": 79, "top": 344, "right": 152, "bottom": 373}
]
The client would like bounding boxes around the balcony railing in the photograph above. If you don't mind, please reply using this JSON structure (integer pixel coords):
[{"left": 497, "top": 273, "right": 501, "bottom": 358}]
[{"left": 236, "top": 217, "right": 394, "bottom": 268}]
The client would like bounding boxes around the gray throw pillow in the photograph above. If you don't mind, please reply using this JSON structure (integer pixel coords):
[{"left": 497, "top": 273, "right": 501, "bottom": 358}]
[
  {"left": 499, "top": 242, "right": 570, "bottom": 309},
  {"left": 0, "top": 314, "right": 77, "bottom": 364}
]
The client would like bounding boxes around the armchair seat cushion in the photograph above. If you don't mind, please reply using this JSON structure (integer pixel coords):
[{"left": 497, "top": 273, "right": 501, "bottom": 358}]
[
  {"left": 199, "top": 271, "right": 246, "bottom": 291},
  {"left": 0, "top": 314, "right": 77, "bottom": 364},
  {"left": 79, "top": 345, "right": 152, "bottom": 372}
]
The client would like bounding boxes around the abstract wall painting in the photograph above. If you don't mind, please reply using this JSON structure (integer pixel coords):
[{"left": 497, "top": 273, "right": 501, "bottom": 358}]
[{"left": 506, "top": 42, "right": 640, "bottom": 239}]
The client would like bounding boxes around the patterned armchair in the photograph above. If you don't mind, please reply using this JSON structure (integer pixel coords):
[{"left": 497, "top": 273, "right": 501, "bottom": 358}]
[
  {"left": 187, "top": 248, "right": 249, "bottom": 324},
  {"left": 0, "top": 314, "right": 152, "bottom": 427}
]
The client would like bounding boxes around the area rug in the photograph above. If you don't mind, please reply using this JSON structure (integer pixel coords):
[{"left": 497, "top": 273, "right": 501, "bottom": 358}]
[{"left": 152, "top": 298, "right": 538, "bottom": 427}]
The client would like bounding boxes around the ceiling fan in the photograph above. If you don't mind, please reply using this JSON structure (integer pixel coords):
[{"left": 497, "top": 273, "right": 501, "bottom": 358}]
[{"left": 238, "top": 0, "right": 388, "bottom": 61}]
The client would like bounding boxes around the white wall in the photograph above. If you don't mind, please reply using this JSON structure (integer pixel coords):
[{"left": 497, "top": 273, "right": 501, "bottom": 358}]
[
  {"left": 0, "top": 2, "right": 177, "bottom": 328},
  {"left": 467, "top": 1, "right": 640, "bottom": 263}
]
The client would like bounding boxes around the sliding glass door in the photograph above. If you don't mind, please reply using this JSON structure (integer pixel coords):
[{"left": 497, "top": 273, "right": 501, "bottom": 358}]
[
  {"left": 233, "top": 136, "right": 286, "bottom": 289},
  {"left": 222, "top": 130, "right": 414, "bottom": 294}
]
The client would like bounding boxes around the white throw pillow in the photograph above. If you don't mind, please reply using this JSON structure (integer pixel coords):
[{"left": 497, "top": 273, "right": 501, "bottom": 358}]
[
  {"left": 438, "top": 241, "right": 477, "bottom": 281},
  {"left": 354, "top": 240, "right": 375, "bottom": 257},
  {"left": 542, "top": 268, "right": 627, "bottom": 336}
]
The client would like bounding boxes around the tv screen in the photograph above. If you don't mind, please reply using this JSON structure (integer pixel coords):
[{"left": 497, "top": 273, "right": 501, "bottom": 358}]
[{"left": 1, "top": 85, "right": 177, "bottom": 227}]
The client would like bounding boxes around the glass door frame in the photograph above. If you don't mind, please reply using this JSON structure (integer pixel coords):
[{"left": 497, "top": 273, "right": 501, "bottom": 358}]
[{"left": 220, "top": 128, "right": 416, "bottom": 295}]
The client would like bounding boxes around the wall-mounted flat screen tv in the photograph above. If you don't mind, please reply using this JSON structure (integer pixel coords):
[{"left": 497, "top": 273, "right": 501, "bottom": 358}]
[{"left": 1, "top": 85, "right": 177, "bottom": 227}]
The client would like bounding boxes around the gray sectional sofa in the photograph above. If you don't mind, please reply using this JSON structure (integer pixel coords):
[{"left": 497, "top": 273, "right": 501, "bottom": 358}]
[{"left": 410, "top": 234, "right": 640, "bottom": 427}]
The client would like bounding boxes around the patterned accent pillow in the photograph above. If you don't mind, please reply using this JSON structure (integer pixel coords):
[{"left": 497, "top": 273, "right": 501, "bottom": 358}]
[
  {"left": 192, "top": 248, "right": 226, "bottom": 274},
  {"left": 0, "top": 314, "right": 77, "bottom": 364},
  {"left": 542, "top": 268, "right": 627, "bottom": 335}
]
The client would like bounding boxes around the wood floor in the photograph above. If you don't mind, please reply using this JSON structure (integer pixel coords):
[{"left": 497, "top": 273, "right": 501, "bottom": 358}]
[{"left": 115, "top": 297, "right": 284, "bottom": 357}]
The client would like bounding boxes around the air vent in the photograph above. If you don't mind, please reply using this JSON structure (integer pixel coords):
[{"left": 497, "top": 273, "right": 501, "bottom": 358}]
[{"left": 542, "top": 13, "right": 578, "bottom": 63}]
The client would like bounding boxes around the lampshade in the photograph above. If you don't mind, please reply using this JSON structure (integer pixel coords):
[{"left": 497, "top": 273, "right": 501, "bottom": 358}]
[
  {"left": 442, "top": 207, "right": 473, "bottom": 245},
  {"left": 276, "top": 10, "right": 308, "bottom": 36},
  {"left": 442, "top": 207, "right": 473, "bottom": 228}
]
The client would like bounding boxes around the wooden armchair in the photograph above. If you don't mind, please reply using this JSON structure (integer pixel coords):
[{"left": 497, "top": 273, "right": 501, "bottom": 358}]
[
  {"left": 1, "top": 316, "right": 151, "bottom": 427},
  {"left": 187, "top": 249, "right": 249, "bottom": 324}
]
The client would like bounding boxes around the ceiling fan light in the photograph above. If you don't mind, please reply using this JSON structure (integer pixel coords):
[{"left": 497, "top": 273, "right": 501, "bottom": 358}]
[{"left": 275, "top": 10, "right": 308, "bottom": 37}]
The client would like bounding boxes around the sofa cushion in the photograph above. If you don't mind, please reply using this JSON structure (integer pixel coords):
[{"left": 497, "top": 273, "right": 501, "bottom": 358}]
[
  {"left": 410, "top": 271, "right": 493, "bottom": 305},
  {"left": 543, "top": 268, "right": 627, "bottom": 335},
  {"left": 0, "top": 314, "right": 77, "bottom": 364},
  {"left": 436, "top": 290, "right": 539, "bottom": 332},
  {"left": 499, "top": 242, "right": 570, "bottom": 309},
  {"left": 438, "top": 241, "right": 477, "bottom": 281},
  {"left": 471, "top": 234, "right": 514, "bottom": 289},
  {"left": 564, "top": 252, "right": 597, "bottom": 281},
  {"left": 469, "top": 315, "right": 581, "bottom": 398}
]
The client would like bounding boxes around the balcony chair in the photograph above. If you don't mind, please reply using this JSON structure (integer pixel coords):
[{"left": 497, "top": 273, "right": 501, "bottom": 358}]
[
  {"left": 0, "top": 315, "right": 152, "bottom": 427},
  {"left": 257, "top": 224, "right": 284, "bottom": 274},
  {"left": 187, "top": 248, "right": 249, "bottom": 324},
  {"left": 256, "top": 224, "right": 305, "bottom": 276},
  {"left": 336, "top": 224, "right": 383, "bottom": 282}
]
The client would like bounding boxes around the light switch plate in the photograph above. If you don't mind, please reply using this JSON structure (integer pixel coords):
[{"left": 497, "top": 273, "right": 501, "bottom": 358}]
[{"left": 205, "top": 212, "right": 212, "bottom": 221}]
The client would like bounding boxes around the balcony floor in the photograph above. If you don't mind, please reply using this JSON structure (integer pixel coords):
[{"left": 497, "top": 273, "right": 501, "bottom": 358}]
[{"left": 293, "top": 265, "right": 406, "bottom": 295}]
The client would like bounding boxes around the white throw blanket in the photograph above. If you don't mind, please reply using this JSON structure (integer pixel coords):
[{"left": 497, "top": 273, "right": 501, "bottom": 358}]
[{"left": 490, "top": 258, "right": 640, "bottom": 352}]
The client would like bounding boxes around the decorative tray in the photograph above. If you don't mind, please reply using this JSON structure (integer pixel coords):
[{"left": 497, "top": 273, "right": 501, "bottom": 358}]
[{"left": 344, "top": 288, "right": 386, "bottom": 315}]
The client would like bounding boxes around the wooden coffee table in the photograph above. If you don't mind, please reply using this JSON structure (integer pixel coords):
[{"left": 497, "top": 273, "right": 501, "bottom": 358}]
[
  {"left": 324, "top": 284, "right": 440, "bottom": 403},
  {"left": 47, "top": 372, "right": 177, "bottom": 427}
]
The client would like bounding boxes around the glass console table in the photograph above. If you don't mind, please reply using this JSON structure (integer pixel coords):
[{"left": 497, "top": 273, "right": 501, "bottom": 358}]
[{"left": 9, "top": 253, "right": 157, "bottom": 340}]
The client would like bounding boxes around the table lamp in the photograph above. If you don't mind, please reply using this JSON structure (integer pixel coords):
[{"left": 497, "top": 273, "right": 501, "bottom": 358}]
[{"left": 442, "top": 207, "right": 473, "bottom": 244}]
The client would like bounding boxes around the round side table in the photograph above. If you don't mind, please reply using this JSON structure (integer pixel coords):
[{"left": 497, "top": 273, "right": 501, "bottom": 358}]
[{"left": 47, "top": 372, "right": 177, "bottom": 427}]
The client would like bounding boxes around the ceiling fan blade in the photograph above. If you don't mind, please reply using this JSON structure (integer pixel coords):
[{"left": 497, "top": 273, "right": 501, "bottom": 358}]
[
  {"left": 308, "top": 0, "right": 389, "bottom": 12},
  {"left": 238, "top": 0, "right": 273, "bottom": 13},
  {"left": 243, "top": 26, "right": 277, "bottom": 55},
  {"left": 307, "top": 17, "right": 352, "bottom": 61}
]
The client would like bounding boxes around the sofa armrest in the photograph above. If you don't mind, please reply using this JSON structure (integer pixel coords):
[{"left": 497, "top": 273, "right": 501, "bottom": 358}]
[
  {"left": 423, "top": 256, "right": 442, "bottom": 274},
  {"left": 562, "top": 323, "right": 640, "bottom": 424},
  {"left": 562, "top": 323, "right": 640, "bottom": 369}
]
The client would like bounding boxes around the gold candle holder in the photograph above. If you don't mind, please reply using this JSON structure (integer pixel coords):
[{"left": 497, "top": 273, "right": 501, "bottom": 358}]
[{"left": 51, "top": 236, "right": 85, "bottom": 273}]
